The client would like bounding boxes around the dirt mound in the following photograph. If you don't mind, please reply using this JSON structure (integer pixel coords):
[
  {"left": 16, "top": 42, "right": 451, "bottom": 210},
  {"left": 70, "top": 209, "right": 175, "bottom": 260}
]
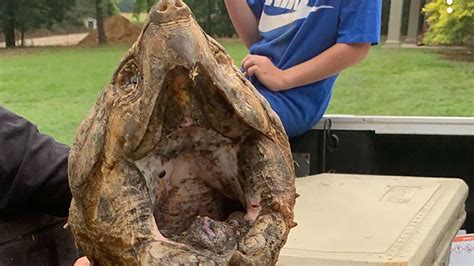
[{"left": 79, "top": 15, "right": 142, "bottom": 45}]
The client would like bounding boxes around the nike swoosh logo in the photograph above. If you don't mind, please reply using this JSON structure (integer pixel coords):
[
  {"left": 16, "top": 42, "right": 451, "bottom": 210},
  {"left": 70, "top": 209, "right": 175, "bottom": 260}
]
[{"left": 259, "top": 3, "right": 334, "bottom": 33}]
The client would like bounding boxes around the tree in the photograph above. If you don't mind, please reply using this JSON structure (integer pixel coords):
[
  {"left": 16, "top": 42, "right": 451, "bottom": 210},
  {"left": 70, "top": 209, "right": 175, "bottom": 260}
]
[
  {"left": 132, "top": 0, "right": 155, "bottom": 20},
  {"left": 0, "top": 0, "right": 16, "bottom": 47},
  {"left": 214, "top": 0, "right": 236, "bottom": 37},
  {"left": 131, "top": 0, "right": 236, "bottom": 37},
  {"left": 184, "top": 0, "right": 217, "bottom": 35},
  {"left": 96, "top": 0, "right": 108, "bottom": 44},
  {"left": 0, "top": 0, "right": 75, "bottom": 48},
  {"left": 186, "top": 0, "right": 235, "bottom": 37},
  {"left": 423, "top": 0, "right": 474, "bottom": 46},
  {"left": 14, "top": 0, "right": 46, "bottom": 46},
  {"left": 74, "top": 0, "right": 119, "bottom": 45}
]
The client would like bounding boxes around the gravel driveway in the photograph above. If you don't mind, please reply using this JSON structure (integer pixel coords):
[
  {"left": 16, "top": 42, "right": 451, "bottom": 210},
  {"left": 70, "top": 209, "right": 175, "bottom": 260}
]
[{"left": 0, "top": 33, "right": 88, "bottom": 48}]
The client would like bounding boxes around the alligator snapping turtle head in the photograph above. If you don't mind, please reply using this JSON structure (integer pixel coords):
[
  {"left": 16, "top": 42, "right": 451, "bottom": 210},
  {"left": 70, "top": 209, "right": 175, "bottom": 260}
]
[{"left": 68, "top": 0, "right": 297, "bottom": 265}]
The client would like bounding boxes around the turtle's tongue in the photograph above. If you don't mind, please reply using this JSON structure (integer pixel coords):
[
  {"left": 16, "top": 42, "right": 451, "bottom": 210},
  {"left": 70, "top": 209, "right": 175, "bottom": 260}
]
[{"left": 169, "top": 212, "right": 252, "bottom": 254}]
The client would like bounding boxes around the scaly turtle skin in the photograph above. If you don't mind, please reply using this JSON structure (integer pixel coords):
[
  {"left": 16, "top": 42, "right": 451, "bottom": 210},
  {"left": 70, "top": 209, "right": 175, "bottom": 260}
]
[{"left": 68, "top": 0, "right": 297, "bottom": 265}]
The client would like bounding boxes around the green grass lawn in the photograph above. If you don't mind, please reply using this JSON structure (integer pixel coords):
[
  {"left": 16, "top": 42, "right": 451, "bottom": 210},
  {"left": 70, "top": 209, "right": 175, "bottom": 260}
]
[
  {"left": 328, "top": 48, "right": 474, "bottom": 116},
  {"left": 1, "top": 40, "right": 473, "bottom": 145}
]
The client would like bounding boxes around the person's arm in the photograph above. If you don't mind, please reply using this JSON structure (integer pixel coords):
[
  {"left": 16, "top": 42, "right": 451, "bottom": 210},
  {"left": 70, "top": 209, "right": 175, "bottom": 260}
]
[
  {"left": 0, "top": 106, "right": 71, "bottom": 217},
  {"left": 242, "top": 42, "right": 371, "bottom": 91},
  {"left": 224, "top": 0, "right": 261, "bottom": 49},
  {"left": 242, "top": 0, "right": 381, "bottom": 91}
]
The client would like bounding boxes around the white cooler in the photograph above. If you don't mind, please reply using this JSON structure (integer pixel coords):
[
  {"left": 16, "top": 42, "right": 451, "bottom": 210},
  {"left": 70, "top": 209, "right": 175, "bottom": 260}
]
[{"left": 278, "top": 174, "right": 468, "bottom": 265}]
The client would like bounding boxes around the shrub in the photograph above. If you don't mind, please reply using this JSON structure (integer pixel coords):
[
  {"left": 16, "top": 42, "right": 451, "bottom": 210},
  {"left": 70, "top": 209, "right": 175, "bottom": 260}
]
[{"left": 423, "top": 0, "right": 474, "bottom": 46}]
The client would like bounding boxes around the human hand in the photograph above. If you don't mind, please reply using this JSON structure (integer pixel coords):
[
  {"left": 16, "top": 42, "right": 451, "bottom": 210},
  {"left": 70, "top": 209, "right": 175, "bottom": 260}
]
[
  {"left": 74, "top": 256, "right": 90, "bottom": 266},
  {"left": 241, "top": 55, "right": 289, "bottom": 91}
]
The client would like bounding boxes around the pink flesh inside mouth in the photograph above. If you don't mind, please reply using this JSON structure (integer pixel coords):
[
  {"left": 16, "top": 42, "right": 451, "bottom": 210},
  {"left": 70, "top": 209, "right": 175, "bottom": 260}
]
[{"left": 135, "top": 123, "right": 262, "bottom": 248}]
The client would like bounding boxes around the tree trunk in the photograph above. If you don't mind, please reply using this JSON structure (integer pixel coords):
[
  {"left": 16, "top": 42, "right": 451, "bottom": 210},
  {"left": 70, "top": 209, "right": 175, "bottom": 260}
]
[
  {"left": 206, "top": 0, "right": 212, "bottom": 35},
  {"left": 96, "top": 0, "right": 107, "bottom": 45},
  {"left": 20, "top": 26, "right": 25, "bottom": 47},
  {"left": 2, "top": 0, "right": 16, "bottom": 48}
]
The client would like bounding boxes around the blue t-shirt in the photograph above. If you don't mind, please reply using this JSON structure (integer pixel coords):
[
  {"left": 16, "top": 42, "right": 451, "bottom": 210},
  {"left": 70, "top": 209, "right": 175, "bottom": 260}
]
[{"left": 246, "top": 0, "right": 381, "bottom": 137}]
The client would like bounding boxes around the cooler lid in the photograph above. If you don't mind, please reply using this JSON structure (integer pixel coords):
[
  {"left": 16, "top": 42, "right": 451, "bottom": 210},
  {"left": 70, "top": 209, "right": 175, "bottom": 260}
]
[{"left": 279, "top": 174, "right": 467, "bottom": 265}]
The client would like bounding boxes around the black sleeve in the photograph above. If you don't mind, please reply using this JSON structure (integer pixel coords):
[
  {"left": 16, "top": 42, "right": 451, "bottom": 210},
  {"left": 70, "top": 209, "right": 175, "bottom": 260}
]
[{"left": 0, "top": 106, "right": 71, "bottom": 217}]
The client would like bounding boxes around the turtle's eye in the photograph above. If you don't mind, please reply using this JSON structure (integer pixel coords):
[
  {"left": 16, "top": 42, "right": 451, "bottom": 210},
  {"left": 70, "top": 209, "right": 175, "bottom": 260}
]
[{"left": 116, "top": 60, "right": 142, "bottom": 91}]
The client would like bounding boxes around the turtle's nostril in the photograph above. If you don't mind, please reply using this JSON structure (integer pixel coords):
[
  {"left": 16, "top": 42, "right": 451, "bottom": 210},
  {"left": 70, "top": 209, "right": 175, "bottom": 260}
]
[
  {"left": 159, "top": 170, "right": 166, "bottom": 179},
  {"left": 150, "top": 0, "right": 190, "bottom": 24},
  {"left": 158, "top": 3, "right": 168, "bottom": 12}
]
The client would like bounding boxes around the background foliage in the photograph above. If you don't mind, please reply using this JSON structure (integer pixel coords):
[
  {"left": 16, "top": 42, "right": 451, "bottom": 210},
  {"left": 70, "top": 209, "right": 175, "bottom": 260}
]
[
  {"left": 132, "top": 0, "right": 236, "bottom": 37},
  {"left": 0, "top": 0, "right": 120, "bottom": 47},
  {"left": 0, "top": 0, "right": 236, "bottom": 47},
  {"left": 183, "top": 0, "right": 235, "bottom": 37},
  {"left": 0, "top": 0, "right": 77, "bottom": 47},
  {"left": 423, "top": 0, "right": 474, "bottom": 46}
]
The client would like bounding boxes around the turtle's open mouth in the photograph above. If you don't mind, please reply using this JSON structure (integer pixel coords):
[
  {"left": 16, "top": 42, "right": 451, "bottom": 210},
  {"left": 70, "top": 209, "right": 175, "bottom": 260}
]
[
  {"left": 135, "top": 125, "right": 252, "bottom": 253},
  {"left": 133, "top": 65, "right": 257, "bottom": 253}
]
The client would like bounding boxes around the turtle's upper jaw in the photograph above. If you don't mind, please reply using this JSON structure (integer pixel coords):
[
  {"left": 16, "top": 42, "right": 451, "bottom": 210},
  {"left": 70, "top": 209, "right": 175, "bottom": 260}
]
[{"left": 149, "top": 0, "right": 191, "bottom": 25}]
